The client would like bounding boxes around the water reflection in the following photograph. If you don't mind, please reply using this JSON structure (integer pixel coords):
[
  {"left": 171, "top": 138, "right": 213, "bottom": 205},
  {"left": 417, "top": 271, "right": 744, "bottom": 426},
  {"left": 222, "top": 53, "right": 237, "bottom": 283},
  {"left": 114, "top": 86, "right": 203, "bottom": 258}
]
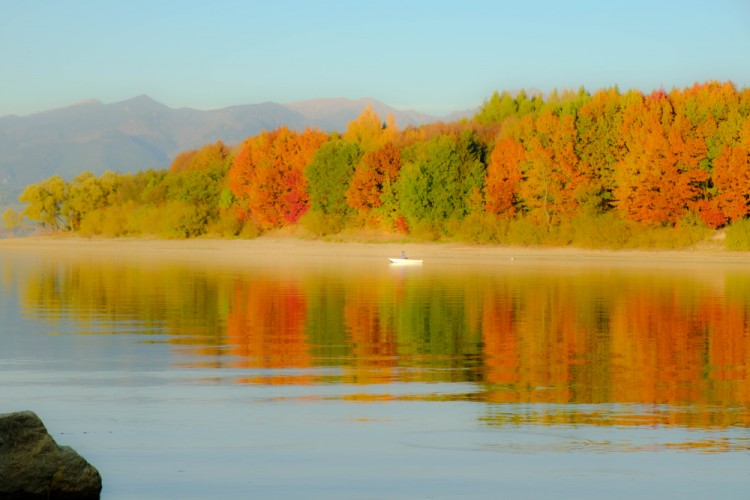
[{"left": 4, "top": 248, "right": 750, "bottom": 447}]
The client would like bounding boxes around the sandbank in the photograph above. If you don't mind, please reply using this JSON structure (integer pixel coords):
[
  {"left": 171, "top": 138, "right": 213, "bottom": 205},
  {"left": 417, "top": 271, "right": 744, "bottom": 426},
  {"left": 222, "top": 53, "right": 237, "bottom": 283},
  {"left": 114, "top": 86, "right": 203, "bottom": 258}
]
[{"left": 1, "top": 235, "right": 749, "bottom": 272}]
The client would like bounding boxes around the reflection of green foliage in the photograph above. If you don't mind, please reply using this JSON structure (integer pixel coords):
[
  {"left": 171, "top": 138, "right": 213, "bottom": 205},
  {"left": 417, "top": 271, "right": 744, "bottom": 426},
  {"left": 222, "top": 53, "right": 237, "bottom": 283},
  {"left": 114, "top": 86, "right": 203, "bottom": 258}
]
[
  {"left": 20, "top": 260, "right": 232, "bottom": 345},
  {"left": 304, "top": 278, "right": 351, "bottom": 363}
]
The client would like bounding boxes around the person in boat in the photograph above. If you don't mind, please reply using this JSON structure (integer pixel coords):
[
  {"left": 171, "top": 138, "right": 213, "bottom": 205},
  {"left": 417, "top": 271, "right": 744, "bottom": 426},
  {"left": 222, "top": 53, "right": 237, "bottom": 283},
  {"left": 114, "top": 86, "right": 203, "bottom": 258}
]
[{"left": 400, "top": 251, "right": 407, "bottom": 259}]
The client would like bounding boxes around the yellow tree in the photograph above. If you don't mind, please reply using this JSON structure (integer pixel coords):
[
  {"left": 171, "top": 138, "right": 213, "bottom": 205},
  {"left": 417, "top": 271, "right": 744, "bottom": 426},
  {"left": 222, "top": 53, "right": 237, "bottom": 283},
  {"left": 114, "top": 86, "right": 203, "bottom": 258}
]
[
  {"left": 19, "top": 175, "right": 68, "bottom": 230},
  {"left": 343, "top": 105, "right": 397, "bottom": 152},
  {"left": 518, "top": 109, "right": 582, "bottom": 227}
]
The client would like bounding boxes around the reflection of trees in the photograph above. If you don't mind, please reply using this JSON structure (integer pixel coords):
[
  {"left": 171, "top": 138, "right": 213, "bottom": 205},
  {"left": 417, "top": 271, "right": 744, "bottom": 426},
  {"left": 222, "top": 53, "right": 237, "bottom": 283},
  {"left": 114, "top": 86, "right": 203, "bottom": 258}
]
[
  {"left": 479, "top": 272, "right": 750, "bottom": 429},
  {"left": 19, "top": 260, "right": 229, "bottom": 342},
  {"left": 344, "top": 285, "right": 398, "bottom": 384},
  {"left": 14, "top": 254, "right": 750, "bottom": 428},
  {"left": 225, "top": 277, "right": 311, "bottom": 385}
]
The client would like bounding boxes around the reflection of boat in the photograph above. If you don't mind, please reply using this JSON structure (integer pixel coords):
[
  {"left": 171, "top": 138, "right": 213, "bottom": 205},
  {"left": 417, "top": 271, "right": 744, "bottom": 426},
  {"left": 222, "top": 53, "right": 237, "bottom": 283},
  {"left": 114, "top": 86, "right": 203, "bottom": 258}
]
[{"left": 388, "top": 258, "right": 423, "bottom": 266}]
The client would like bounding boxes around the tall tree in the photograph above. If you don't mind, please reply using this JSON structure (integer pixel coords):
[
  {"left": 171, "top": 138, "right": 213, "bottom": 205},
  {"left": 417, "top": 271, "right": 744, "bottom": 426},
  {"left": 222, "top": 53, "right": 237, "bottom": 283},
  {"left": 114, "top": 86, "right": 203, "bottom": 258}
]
[
  {"left": 306, "top": 138, "right": 363, "bottom": 216},
  {"left": 474, "top": 90, "right": 518, "bottom": 125},
  {"left": 484, "top": 137, "right": 525, "bottom": 217},
  {"left": 346, "top": 142, "right": 402, "bottom": 215},
  {"left": 170, "top": 141, "right": 232, "bottom": 173},
  {"left": 63, "top": 171, "right": 122, "bottom": 231},
  {"left": 614, "top": 90, "right": 708, "bottom": 225},
  {"left": 397, "top": 131, "right": 486, "bottom": 224},
  {"left": 229, "top": 127, "right": 327, "bottom": 228},
  {"left": 18, "top": 175, "right": 68, "bottom": 230},
  {"left": 518, "top": 109, "right": 582, "bottom": 227},
  {"left": 712, "top": 120, "right": 750, "bottom": 222},
  {"left": 574, "top": 87, "right": 624, "bottom": 212},
  {"left": 343, "top": 105, "right": 396, "bottom": 152}
]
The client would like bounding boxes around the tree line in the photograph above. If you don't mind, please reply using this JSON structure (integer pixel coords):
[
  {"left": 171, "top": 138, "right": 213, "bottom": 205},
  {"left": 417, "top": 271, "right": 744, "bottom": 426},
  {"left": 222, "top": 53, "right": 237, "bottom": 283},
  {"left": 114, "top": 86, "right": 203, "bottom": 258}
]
[{"left": 6, "top": 81, "right": 750, "bottom": 249}]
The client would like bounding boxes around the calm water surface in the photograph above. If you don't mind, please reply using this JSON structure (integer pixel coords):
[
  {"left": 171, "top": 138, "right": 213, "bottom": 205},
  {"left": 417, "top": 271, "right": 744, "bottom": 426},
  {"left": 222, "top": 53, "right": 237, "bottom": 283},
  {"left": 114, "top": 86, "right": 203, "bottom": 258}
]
[{"left": 1, "top": 245, "right": 749, "bottom": 499}]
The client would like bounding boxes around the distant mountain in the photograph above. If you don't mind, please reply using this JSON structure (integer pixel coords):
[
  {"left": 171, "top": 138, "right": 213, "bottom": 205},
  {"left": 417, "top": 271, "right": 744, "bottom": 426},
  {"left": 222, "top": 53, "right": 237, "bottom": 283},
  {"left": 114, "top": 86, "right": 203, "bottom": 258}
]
[
  {"left": 285, "top": 97, "right": 439, "bottom": 130},
  {"left": 0, "top": 95, "right": 455, "bottom": 203}
]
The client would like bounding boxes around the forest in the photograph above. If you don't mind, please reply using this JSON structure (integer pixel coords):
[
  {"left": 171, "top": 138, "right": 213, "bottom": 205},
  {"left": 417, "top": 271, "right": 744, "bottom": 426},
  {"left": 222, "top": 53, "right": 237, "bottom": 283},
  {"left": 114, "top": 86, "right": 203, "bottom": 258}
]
[{"left": 5, "top": 81, "right": 750, "bottom": 249}]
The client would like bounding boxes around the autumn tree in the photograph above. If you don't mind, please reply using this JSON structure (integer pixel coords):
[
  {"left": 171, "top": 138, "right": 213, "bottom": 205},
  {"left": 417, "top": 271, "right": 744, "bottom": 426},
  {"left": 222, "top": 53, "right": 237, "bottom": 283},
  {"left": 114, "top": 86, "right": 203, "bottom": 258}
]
[
  {"left": 712, "top": 120, "right": 750, "bottom": 222},
  {"left": 614, "top": 90, "right": 709, "bottom": 225},
  {"left": 484, "top": 137, "right": 525, "bottom": 216},
  {"left": 517, "top": 109, "right": 582, "bottom": 227},
  {"left": 574, "top": 87, "right": 625, "bottom": 212},
  {"left": 543, "top": 87, "right": 590, "bottom": 118},
  {"left": 170, "top": 141, "right": 233, "bottom": 173},
  {"left": 343, "top": 105, "right": 397, "bottom": 152},
  {"left": 346, "top": 142, "right": 402, "bottom": 216},
  {"left": 229, "top": 127, "right": 328, "bottom": 229},
  {"left": 63, "top": 171, "right": 122, "bottom": 231},
  {"left": 18, "top": 175, "right": 68, "bottom": 230},
  {"left": 474, "top": 90, "right": 518, "bottom": 125}
]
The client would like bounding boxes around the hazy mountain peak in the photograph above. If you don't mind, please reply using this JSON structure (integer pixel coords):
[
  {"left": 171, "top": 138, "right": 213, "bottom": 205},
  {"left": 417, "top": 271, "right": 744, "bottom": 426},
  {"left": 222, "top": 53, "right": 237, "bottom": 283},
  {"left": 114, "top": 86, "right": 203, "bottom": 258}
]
[{"left": 0, "top": 95, "right": 452, "bottom": 202}]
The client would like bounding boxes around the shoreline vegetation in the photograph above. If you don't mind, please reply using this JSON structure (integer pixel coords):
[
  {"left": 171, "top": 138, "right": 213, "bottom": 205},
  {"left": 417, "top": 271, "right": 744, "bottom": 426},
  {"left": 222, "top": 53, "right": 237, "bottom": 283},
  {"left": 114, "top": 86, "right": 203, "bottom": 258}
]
[{"left": 4, "top": 81, "right": 750, "bottom": 252}]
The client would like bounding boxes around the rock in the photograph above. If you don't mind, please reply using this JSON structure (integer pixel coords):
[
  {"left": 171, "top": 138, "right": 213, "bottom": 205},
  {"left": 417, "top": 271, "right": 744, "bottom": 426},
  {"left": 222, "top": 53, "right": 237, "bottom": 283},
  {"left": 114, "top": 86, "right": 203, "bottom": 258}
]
[{"left": 0, "top": 411, "right": 102, "bottom": 499}]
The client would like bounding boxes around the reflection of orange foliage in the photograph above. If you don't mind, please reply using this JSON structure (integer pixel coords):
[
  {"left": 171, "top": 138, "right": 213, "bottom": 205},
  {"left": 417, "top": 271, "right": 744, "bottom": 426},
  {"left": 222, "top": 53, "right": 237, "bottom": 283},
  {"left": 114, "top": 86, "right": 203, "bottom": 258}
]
[
  {"left": 344, "top": 290, "right": 398, "bottom": 384},
  {"left": 698, "top": 297, "right": 750, "bottom": 405},
  {"left": 482, "top": 282, "right": 592, "bottom": 404},
  {"left": 225, "top": 277, "right": 311, "bottom": 384},
  {"left": 481, "top": 294, "right": 517, "bottom": 386},
  {"left": 610, "top": 290, "right": 705, "bottom": 405},
  {"left": 479, "top": 276, "right": 750, "bottom": 429}
]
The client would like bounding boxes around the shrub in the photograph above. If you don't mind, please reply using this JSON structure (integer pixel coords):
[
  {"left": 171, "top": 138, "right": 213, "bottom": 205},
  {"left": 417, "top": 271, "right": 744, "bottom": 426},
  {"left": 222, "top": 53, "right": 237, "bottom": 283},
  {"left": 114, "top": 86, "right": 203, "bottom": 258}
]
[
  {"left": 444, "top": 213, "right": 505, "bottom": 244},
  {"left": 299, "top": 210, "right": 345, "bottom": 237},
  {"left": 726, "top": 218, "right": 750, "bottom": 250},
  {"left": 205, "top": 209, "right": 244, "bottom": 237},
  {"left": 408, "top": 218, "right": 439, "bottom": 241},
  {"left": 571, "top": 211, "right": 632, "bottom": 249},
  {"left": 238, "top": 220, "right": 261, "bottom": 239},
  {"left": 505, "top": 218, "right": 547, "bottom": 246}
]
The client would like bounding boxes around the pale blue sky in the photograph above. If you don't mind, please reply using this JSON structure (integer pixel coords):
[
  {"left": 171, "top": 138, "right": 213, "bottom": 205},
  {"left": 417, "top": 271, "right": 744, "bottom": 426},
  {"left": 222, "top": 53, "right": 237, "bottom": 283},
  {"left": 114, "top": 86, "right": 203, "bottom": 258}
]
[{"left": 1, "top": 0, "right": 749, "bottom": 117}]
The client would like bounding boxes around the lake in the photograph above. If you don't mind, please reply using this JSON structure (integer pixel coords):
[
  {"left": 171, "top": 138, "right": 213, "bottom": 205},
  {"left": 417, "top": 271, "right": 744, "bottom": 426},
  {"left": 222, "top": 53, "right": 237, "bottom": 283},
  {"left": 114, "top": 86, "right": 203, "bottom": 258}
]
[{"left": 1, "top": 240, "right": 749, "bottom": 499}]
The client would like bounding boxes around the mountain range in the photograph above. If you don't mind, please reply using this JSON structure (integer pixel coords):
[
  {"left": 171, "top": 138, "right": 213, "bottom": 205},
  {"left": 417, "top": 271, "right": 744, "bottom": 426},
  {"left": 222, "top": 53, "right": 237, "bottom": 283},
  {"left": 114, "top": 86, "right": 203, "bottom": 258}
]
[{"left": 0, "top": 95, "right": 475, "bottom": 203}]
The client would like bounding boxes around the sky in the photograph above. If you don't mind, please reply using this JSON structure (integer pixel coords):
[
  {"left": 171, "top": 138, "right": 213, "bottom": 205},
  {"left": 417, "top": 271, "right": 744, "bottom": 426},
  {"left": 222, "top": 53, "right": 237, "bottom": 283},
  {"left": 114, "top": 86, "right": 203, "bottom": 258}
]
[{"left": 1, "top": 0, "right": 749, "bottom": 118}]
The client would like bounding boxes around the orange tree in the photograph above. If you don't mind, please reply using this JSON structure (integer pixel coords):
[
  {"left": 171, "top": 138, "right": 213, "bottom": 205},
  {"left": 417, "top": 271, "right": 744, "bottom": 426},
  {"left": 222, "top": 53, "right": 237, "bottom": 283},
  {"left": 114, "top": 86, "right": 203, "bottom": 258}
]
[
  {"left": 614, "top": 90, "right": 708, "bottom": 225},
  {"left": 229, "top": 127, "right": 328, "bottom": 229}
]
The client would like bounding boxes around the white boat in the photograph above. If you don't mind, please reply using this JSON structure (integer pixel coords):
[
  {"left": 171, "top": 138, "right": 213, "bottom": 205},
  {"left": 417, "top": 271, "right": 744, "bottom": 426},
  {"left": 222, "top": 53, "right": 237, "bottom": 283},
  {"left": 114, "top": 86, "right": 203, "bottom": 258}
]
[{"left": 388, "top": 257, "right": 423, "bottom": 266}]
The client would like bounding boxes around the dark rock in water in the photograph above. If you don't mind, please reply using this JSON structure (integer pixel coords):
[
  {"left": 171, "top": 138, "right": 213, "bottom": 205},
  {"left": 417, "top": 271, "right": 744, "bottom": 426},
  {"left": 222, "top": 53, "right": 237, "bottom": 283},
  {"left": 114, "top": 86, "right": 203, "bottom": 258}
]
[{"left": 0, "top": 411, "right": 102, "bottom": 499}]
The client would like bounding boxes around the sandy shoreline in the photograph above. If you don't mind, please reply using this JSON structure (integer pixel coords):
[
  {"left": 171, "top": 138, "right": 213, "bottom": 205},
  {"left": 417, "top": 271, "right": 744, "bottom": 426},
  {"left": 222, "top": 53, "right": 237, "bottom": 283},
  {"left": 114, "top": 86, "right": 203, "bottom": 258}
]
[{"left": 1, "top": 235, "right": 749, "bottom": 270}]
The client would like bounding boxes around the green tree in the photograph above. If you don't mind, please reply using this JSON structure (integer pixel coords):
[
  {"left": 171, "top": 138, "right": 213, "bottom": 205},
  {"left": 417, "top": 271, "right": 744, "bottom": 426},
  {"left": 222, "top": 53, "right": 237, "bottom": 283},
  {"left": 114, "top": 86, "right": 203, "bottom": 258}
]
[
  {"left": 475, "top": 91, "right": 518, "bottom": 125},
  {"left": 397, "top": 131, "right": 486, "bottom": 227},
  {"left": 306, "top": 138, "right": 363, "bottom": 216},
  {"left": 63, "top": 171, "right": 122, "bottom": 231},
  {"left": 574, "top": 87, "right": 624, "bottom": 212}
]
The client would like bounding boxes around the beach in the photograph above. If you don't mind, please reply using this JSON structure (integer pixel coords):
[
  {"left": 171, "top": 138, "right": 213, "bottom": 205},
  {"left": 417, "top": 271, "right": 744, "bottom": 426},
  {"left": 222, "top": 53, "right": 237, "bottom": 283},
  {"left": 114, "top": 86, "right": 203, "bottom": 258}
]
[{"left": 1, "top": 235, "right": 747, "bottom": 271}]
